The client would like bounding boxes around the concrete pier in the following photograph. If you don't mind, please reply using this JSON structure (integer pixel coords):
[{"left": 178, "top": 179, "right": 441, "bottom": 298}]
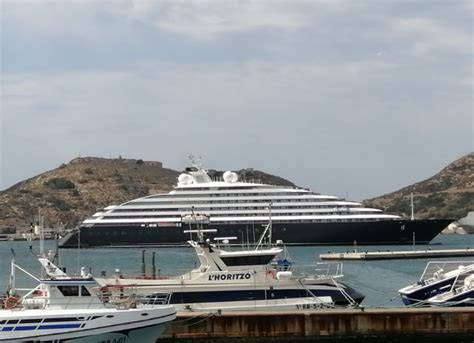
[
  {"left": 161, "top": 307, "right": 474, "bottom": 342},
  {"left": 319, "top": 248, "right": 474, "bottom": 260}
]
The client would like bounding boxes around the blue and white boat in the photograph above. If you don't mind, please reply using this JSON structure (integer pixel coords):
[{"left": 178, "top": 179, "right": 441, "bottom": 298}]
[
  {"left": 96, "top": 213, "right": 365, "bottom": 312},
  {"left": 398, "top": 261, "right": 474, "bottom": 306},
  {"left": 426, "top": 274, "right": 474, "bottom": 307},
  {"left": 0, "top": 252, "right": 176, "bottom": 342}
]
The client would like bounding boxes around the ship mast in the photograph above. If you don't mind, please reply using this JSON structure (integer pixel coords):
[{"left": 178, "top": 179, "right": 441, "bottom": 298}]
[{"left": 188, "top": 154, "right": 203, "bottom": 169}]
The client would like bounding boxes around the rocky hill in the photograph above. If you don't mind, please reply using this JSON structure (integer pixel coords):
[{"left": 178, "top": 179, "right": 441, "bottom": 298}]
[
  {"left": 363, "top": 153, "right": 473, "bottom": 220},
  {"left": 0, "top": 157, "right": 295, "bottom": 233},
  {"left": 0, "top": 154, "right": 471, "bottom": 234}
]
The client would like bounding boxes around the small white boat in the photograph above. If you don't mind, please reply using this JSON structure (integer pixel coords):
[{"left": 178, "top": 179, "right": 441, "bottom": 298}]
[
  {"left": 96, "top": 213, "right": 364, "bottom": 312},
  {"left": 426, "top": 273, "right": 474, "bottom": 307},
  {"left": 0, "top": 252, "right": 176, "bottom": 342},
  {"left": 398, "top": 261, "right": 474, "bottom": 306}
]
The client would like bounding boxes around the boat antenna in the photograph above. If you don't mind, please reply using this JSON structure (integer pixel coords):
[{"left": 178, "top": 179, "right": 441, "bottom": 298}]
[{"left": 77, "top": 223, "right": 81, "bottom": 275}]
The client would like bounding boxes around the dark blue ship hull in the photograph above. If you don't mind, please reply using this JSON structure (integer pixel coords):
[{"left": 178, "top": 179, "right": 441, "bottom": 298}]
[{"left": 59, "top": 219, "right": 452, "bottom": 248}]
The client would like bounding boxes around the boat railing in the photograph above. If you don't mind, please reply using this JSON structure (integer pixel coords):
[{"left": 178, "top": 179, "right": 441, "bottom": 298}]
[
  {"left": 95, "top": 285, "right": 172, "bottom": 307},
  {"left": 312, "top": 262, "right": 344, "bottom": 279},
  {"left": 6, "top": 294, "right": 103, "bottom": 311},
  {"left": 2, "top": 287, "right": 171, "bottom": 311},
  {"left": 268, "top": 262, "right": 344, "bottom": 279},
  {"left": 138, "top": 293, "right": 173, "bottom": 306},
  {"left": 420, "top": 261, "right": 474, "bottom": 281}
]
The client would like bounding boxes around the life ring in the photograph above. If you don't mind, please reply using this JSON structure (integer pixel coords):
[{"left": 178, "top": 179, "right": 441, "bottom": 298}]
[{"left": 4, "top": 296, "right": 19, "bottom": 309}]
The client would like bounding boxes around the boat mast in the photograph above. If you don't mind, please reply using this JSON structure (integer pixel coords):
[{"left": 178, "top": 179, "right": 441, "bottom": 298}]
[
  {"left": 8, "top": 249, "right": 15, "bottom": 296},
  {"left": 189, "top": 154, "right": 203, "bottom": 169},
  {"left": 255, "top": 202, "right": 273, "bottom": 250},
  {"left": 268, "top": 202, "right": 272, "bottom": 247},
  {"left": 34, "top": 208, "right": 45, "bottom": 257},
  {"left": 410, "top": 193, "right": 415, "bottom": 221}
]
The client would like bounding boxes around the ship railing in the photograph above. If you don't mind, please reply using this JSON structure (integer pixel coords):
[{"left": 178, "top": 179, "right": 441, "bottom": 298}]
[
  {"left": 138, "top": 293, "right": 172, "bottom": 306},
  {"left": 96, "top": 285, "right": 137, "bottom": 308},
  {"left": 288, "top": 262, "right": 344, "bottom": 279},
  {"left": 95, "top": 285, "right": 172, "bottom": 308}
]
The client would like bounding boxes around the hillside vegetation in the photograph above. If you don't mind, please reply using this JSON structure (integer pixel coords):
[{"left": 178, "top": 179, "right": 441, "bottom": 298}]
[
  {"left": 0, "top": 157, "right": 294, "bottom": 233},
  {"left": 363, "top": 153, "right": 473, "bottom": 220}
]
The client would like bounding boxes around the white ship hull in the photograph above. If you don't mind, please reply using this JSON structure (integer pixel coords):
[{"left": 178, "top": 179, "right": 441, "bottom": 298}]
[{"left": 0, "top": 307, "right": 176, "bottom": 342}]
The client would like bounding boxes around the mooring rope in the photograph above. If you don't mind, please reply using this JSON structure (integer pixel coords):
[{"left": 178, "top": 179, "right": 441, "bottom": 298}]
[{"left": 170, "top": 312, "right": 217, "bottom": 328}]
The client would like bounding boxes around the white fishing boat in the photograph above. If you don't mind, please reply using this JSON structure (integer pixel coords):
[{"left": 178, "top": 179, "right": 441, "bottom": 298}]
[
  {"left": 398, "top": 261, "right": 474, "bottom": 306},
  {"left": 0, "top": 251, "right": 176, "bottom": 342},
  {"left": 96, "top": 212, "right": 364, "bottom": 312}
]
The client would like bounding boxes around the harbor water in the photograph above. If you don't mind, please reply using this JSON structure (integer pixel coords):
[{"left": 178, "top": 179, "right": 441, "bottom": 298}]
[{"left": 1, "top": 234, "right": 473, "bottom": 308}]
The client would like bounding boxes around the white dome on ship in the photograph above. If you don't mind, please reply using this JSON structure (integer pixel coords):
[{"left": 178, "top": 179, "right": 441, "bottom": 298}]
[
  {"left": 223, "top": 171, "right": 238, "bottom": 183},
  {"left": 178, "top": 173, "right": 194, "bottom": 185}
]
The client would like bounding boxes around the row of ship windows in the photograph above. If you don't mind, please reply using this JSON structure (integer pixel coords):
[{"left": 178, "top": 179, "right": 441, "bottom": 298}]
[
  {"left": 98, "top": 218, "right": 387, "bottom": 224},
  {"left": 103, "top": 212, "right": 381, "bottom": 219},
  {"left": 87, "top": 219, "right": 389, "bottom": 236},
  {"left": 116, "top": 205, "right": 358, "bottom": 212},
  {"left": 144, "top": 196, "right": 337, "bottom": 202}
]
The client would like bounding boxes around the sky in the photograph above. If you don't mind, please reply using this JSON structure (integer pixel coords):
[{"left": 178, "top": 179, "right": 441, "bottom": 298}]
[{"left": 0, "top": 0, "right": 472, "bottom": 201}]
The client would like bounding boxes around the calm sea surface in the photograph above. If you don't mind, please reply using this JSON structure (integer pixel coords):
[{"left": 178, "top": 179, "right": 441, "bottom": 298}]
[{"left": 1, "top": 234, "right": 473, "bottom": 307}]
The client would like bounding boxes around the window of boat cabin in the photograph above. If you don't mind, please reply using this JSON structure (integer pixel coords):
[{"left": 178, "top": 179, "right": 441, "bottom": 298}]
[
  {"left": 81, "top": 286, "right": 91, "bottom": 296},
  {"left": 57, "top": 285, "right": 80, "bottom": 296},
  {"left": 221, "top": 254, "right": 275, "bottom": 266},
  {"left": 57, "top": 285, "right": 91, "bottom": 296}
]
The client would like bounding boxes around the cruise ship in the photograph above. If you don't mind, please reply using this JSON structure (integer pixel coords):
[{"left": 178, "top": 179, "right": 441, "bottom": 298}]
[{"left": 59, "top": 163, "right": 452, "bottom": 248}]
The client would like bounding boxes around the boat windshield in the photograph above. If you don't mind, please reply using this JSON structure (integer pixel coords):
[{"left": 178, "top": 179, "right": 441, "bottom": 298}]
[{"left": 221, "top": 254, "right": 275, "bottom": 266}]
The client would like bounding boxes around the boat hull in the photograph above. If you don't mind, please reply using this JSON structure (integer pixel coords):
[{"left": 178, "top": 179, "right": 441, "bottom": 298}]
[
  {"left": 0, "top": 308, "right": 176, "bottom": 342},
  {"left": 100, "top": 282, "right": 364, "bottom": 311},
  {"left": 399, "top": 277, "right": 457, "bottom": 305},
  {"left": 427, "top": 290, "right": 474, "bottom": 307},
  {"left": 59, "top": 219, "right": 452, "bottom": 248}
]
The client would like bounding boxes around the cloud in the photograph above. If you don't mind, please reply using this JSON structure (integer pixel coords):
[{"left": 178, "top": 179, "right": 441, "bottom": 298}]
[
  {"left": 2, "top": 57, "right": 471, "bottom": 197},
  {"left": 0, "top": 1, "right": 472, "bottom": 199},
  {"left": 124, "top": 0, "right": 344, "bottom": 39},
  {"left": 390, "top": 17, "right": 472, "bottom": 56}
]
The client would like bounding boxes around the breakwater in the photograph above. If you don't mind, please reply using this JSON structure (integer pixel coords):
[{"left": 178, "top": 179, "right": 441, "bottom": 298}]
[{"left": 320, "top": 248, "right": 474, "bottom": 260}]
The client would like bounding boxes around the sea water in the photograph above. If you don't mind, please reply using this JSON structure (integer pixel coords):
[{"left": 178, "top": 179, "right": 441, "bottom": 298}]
[{"left": 0, "top": 234, "right": 473, "bottom": 307}]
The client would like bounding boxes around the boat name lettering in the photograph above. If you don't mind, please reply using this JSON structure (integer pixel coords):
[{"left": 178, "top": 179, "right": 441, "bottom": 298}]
[
  {"left": 208, "top": 273, "right": 252, "bottom": 281},
  {"left": 97, "top": 338, "right": 126, "bottom": 343},
  {"left": 296, "top": 303, "right": 330, "bottom": 310}
]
